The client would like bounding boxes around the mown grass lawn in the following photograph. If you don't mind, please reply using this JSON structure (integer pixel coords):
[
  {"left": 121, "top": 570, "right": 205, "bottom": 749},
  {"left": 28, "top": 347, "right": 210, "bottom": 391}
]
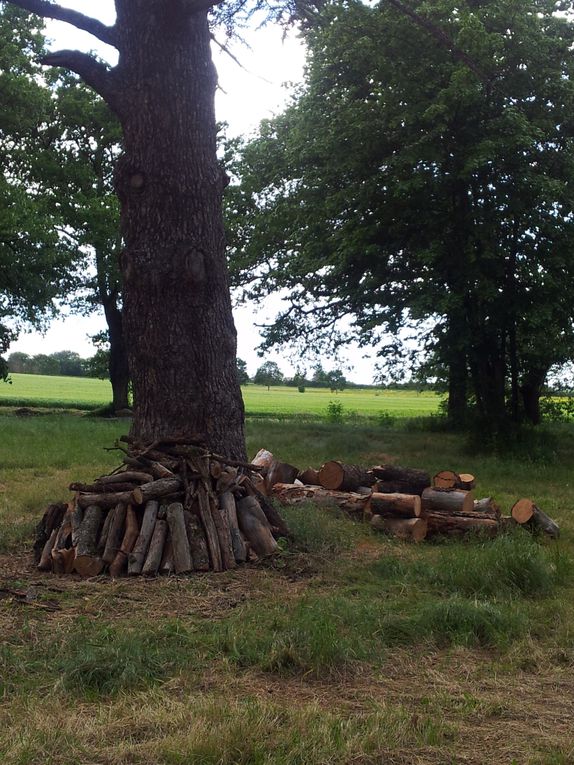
[
  {"left": 1, "top": 412, "right": 573, "bottom": 764},
  {"left": 0, "top": 373, "right": 442, "bottom": 417}
]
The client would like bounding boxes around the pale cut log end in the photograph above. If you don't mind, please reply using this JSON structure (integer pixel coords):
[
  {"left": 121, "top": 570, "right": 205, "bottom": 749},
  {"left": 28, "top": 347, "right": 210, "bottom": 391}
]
[
  {"left": 433, "top": 470, "right": 459, "bottom": 489},
  {"left": 511, "top": 498, "right": 535, "bottom": 524},
  {"left": 74, "top": 554, "right": 104, "bottom": 578},
  {"left": 318, "top": 461, "right": 344, "bottom": 490}
]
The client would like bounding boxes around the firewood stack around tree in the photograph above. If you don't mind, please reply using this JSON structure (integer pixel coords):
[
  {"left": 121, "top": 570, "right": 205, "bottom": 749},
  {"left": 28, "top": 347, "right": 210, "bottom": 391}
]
[
  {"left": 34, "top": 442, "right": 560, "bottom": 578},
  {"left": 34, "top": 436, "right": 291, "bottom": 578}
]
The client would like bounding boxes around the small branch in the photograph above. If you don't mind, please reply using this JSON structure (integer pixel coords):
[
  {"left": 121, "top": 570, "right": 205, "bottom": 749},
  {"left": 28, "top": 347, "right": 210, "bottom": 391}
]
[
  {"left": 386, "top": 0, "right": 487, "bottom": 82},
  {"left": 5, "top": 0, "right": 117, "bottom": 47},
  {"left": 210, "top": 34, "right": 273, "bottom": 85},
  {"left": 41, "top": 51, "right": 116, "bottom": 105}
]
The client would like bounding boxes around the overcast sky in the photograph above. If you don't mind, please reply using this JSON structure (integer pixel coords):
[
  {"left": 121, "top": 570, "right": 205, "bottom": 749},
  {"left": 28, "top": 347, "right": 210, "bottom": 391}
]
[{"left": 8, "top": 1, "right": 378, "bottom": 382}]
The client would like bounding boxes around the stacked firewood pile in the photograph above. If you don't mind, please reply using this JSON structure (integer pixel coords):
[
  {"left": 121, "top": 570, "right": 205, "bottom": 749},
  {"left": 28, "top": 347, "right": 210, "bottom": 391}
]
[
  {"left": 34, "top": 437, "right": 290, "bottom": 578},
  {"left": 253, "top": 450, "right": 560, "bottom": 542}
]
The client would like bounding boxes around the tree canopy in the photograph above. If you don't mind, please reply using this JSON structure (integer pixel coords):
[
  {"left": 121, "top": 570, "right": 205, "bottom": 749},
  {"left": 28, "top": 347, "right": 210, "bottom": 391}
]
[{"left": 227, "top": 0, "right": 574, "bottom": 424}]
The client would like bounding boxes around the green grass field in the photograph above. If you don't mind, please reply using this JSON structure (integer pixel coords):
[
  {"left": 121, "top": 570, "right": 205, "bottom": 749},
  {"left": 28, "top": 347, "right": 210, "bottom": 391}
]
[
  {"left": 1, "top": 412, "right": 574, "bottom": 764},
  {"left": 0, "top": 373, "right": 441, "bottom": 417}
]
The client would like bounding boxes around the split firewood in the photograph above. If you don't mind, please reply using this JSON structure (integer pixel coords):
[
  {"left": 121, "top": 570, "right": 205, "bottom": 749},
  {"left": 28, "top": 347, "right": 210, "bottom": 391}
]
[
  {"left": 197, "top": 485, "right": 223, "bottom": 572},
  {"left": 78, "top": 490, "right": 134, "bottom": 510},
  {"left": 212, "top": 496, "right": 237, "bottom": 570},
  {"left": 102, "top": 503, "right": 127, "bottom": 565},
  {"left": 52, "top": 547, "right": 76, "bottom": 574},
  {"left": 421, "top": 487, "right": 475, "bottom": 515},
  {"left": 70, "top": 482, "right": 139, "bottom": 494},
  {"left": 160, "top": 537, "right": 174, "bottom": 575},
  {"left": 236, "top": 496, "right": 279, "bottom": 557},
  {"left": 511, "top": 499, "right": 560, "bottom": 538},
  {"left": 425, "top": 512, "right": 498, "bottom": 537},
  {"left": 371, "top": 515, "right": 428, "bottom": 542},
  {"left": 251, "top": 449, "right": 275, "bottom": 494},
  {"left": 33, "top": 502, "right": 67, "bottom": 564},
  {"left": 97, "top": 508, "right": 114, "bottom": 555},
  {"left": 166, "top": 502, "right": 193, "bottom": 574},
  {"left": 271, "top": 483, "right": 371, "bottom": 517},
  {"left": 37, "top": 529, "right": 58, "bottom": 571},
  {"left": 298, "top": 467, "right": 320, "bottom": 485},
  {"left": 183, "top": 509, "right": 210, "bottom": 571},
  {"left": 318, "top": 461, "right": 376, "bottom": 492},
  {"left": 128, "top": 500, "right": 159, "bottom": 575},
  {"left": 371, "top": 464, "right": 431, "bottom": 495},
  {"left": 216, "top": 467, "right": 239, "bottom": 494},
  {"left": 74, "top": 505, "right": 105, "bottom": 577},
  {"left": 109, "top": 505, "right": 139, "bottom": 578},
  {"left": 131, "top": 477, "right": 183, "bottom": 505},
  {"left": 142, "top": 516, "right": 168, "bottom": 576},
  {"left": 243, "top": 477, "right": 292, "bottom": 538},
  {"left": 370, "top": 492, "right": 422, "bottom": 518},
  {"left": 70, "top": 499, "right": 84, "bottom": 547},
  {"left": 219, "top": 492, "right": 247, "bottom": 563},
  {"left": 98, "top": 471, "right": 154, "bottom": 485}
]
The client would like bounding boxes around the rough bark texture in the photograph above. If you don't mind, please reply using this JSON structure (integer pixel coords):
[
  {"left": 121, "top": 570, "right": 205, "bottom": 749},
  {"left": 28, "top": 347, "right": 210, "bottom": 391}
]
[
  {"left": 318, "top": 461, "right": 375, "bottom": 492},
  {"left": 370, "top": 515, "right": 428, "bottom": 542},
  {"left": 112, "top": 2, "right": 245, "bottom": 457},
  {"left": 370, "top": 492, "right": 422, "bottom": 518},
  {"left": 421, "top": 487, "right": 475, "bottom": 515},
  {"left": 371, "top": 464, "right": 431, "bottom": 495},
  {"left": 271, "top": 483, "right": 371, "bottom": 517}
]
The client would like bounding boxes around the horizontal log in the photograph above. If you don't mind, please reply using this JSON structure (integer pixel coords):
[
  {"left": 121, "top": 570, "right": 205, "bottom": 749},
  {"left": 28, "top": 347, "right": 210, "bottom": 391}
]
[
  {"left": 98, "top": 471, "right": 153, "bottom": 485},
  {"left": 78, "top": 490, "right": 133, "bottom": 509},
  {"left": 271, "top": 483, "right": 371, "bottom": 516},
  {"left": 425, "top": 512, "right": 498, "bottom": 537},
  {"left": 70, "top": 482, "right": 138, "bottom": 494},
  {"left": 511, "top": 499, "right": 560, "bottom": 538},
  {"left": 421, "top": 487, "right": 475, "bottom": 515},
  {"left": 370, "top": 492, "right": 422, "bottom": 518},
  {"left": 298, "top": 467, "right": 320, "bottom": 485},
  {"left": 371, "top": 515, "right": 428, "bottom": 542},
  {"left": 372, "top": 464, "right": 431, "bottom": 495},
  {"left": 132, "top": 477, "right": 183, "bottom": 505},
  {"left": 318, "top": 461, "right": 375, "bottom": 492}
]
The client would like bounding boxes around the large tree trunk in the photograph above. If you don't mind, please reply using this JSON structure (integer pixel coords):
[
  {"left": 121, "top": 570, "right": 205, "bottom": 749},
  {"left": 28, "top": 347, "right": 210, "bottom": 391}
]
[{"left": 113, "top": 1, "right": 245, "bottom": 457}]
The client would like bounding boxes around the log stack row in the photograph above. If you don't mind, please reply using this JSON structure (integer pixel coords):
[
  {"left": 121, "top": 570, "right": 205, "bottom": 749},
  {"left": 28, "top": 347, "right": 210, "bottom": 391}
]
[
  {"left": 262, "top": 454, "right": 560, "bottom": 543},
  {"left": 34, "top": 437, "right": 291, "bottom": 578}
]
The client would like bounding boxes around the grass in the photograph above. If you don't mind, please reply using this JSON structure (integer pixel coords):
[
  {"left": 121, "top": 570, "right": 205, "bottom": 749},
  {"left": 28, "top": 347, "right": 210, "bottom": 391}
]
[
  {"left": 0, "top": 373, "right": 441, "bottom": 417},
  {"left": 1, "top": 412, "right": 574, "bottom": 763}
]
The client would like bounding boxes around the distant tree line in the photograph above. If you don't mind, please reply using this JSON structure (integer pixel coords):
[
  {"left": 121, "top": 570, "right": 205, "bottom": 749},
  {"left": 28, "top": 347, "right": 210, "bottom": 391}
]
[
  {"left": 240, "top": 360, "right": 349, "bottom": 391},
  {"left": 8, "top": 350, "right": 102, "bottom": 378}
]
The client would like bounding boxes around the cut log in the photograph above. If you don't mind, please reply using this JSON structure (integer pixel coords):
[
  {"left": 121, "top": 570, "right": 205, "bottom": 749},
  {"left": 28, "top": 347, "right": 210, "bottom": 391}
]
[
  {"left": 52, "top": 547, "right": 76, "bottom": 574},
  {"left": 421, "top": 487, "right": 475, "bottom": 515},
  {"left": 244, "top": 478, "right": 292, "bottom": 538},
  {"left": 298, "top": 467, "right": 320, "bottom": 485},
  {"left": 459, "top": 473, "right": 476, "bottom": 490},
  {"left": 160, "top": 537, "right": 174, "bottom": 575},
  {"left": 131, "top": 477, "right": 183, "bottom": 505},
  {"left": 197, "top": 485, "right": 223, "bottom": 572},
  {"left": 142, "top": 518, "right": 168, "bottom": 576},
  {"left": 109, "top": 505, "right": 139, "bottom": 578},
  {"left": 473, "top": 497, "right": 501, "bottom": 518},
  {"left": 219, "top": 491, "right": 247, "bottom": 563},
  {"left": 97, "top": 508, "right": 114, "bottom": 555},
  {"left": 432, "top": 470, "right": 460, "bottom": 489},
  {"left": 70, "top": 482, "right": 139, "bottom": 494},
  {"left": 318, "top": 461, "right": 375, "bottom": 492},
  {"left": 128, "top": 500, "right": 159, "bottom": 575},
  {"left": 102, "top": 502, "right": 127, "bottom": 565},
  {"left": 236, "top": 496, "right": 279, "bottom": 557},
  {"left": 370, "top": 515, "right": 428, "bottom": 542},
  {"left": 511, "top": 499, "right": 560, "bottom": 538},
  {"left": 52, "top": 504, "right": 74, "bottom": 553},
  {"left": 371, "top": 464, "right": 431, "bottom": 495},
  {"left": 78, "top": 490, "right": 133, "bottom": 510},
  {"left": 370, "top": 492, "right": 422, "bottom": 518},
  {"left": 216, "top": 467, "right": 238, "bottom": 494},
  {"left": 38, "top": 528, "right": 58, "bottom": 571},
  {"left": 74, "top": 504, "right": 105, "bottom": 577},
  {"left": 98, "top": 471, "right": 153, "bottom": 485},
  {"left": 425, "top": 512, "right": 498, "bottom": 537},
  {"left": 33, "top": 502, "right": 67, "bottom": 563},
  {"left": 70, "top": 499, "right": 84, "bottom": 547},
  {"left": 212, "top": 496, "right": 237, "bottom": 570},
  {"left": 266, "top": 461, "right": 300, "bottom": 490},
  {"left": 271, "top": 483, "right": 371, "bottom": 517},
  {"left": 251, "top": 448, "right": 275, "bottom": 494},
  {"left": 183, "top": 510, "right": 210, "bottom": 571},
  {"left": 166, "top": 502, "right": 193, "bottom": 574}
]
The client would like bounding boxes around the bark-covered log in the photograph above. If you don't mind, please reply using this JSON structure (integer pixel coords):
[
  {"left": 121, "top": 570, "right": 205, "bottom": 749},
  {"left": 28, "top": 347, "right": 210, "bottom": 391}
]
[
  {"left": 142, "top": 518, "right": 168, "bottom": 576},
  {"left": 298, "top": 467, "right": 320, "bottom": 485},
  {"left": 160, "top": 537, "right": 174, "bottom": 575},
  {"left": 473, "top": 497, "right": 501, "bottom": 519},
  {"left": 70, "top": 500, "right": 84, "bottom": 547},
  {"left": 166, "top": 502, "right": 193, "bottom": 573},
  {"left": 318, "top": 461, "right": 375, "bottom": 491},
  {"left": 78, "top": 490, "right": 133, "bottom": 510},
  {"left": 371, "top": 464, "right": 431, "bottom": 495},
  {"left": 74, "top": 504, "right": 105, "bottom": 577},
  {"left": 99, "top": 471, "right": 153, "bottom": 485},
  {"left": 425, "top": 512, "right": 498, "bottom": 537},
  {"left": 102, "top": 503, "right": 127, "bottom": 565},
  {"left": 511, "top": 499, "right": 560, "bottom": 538},
  {"left": 70, "top": 481, "right": 139, "bottom": 494},
  {"left": 370, "top": 515, "right": 428, "bottom": 542},
  {"left": 251, "top": 448, "right": 275, "bottom": 494},
  {"left": 266, "top": 461, "right": 300, "bottom": 490},
  {"left": 458, "top": 473, "right": 476, "bottom": 490},
  {"left": 131, "top": 477, "right": 183, "bottom": 505},
  {"left": 215, "top": 467, "right": 238, "bottom": 494},
  {"left": 219, "top": 491, "right": 246, "bottom": 564},
  {"left": 33, "top": 503, "right": 67, "bottom": 564},
  {"left": 244, "top": 478, "right": 291, "bottom": 538},
  {"left": 52, "top": 547, "right": 76, "bottom": 574},
  {"left": 212, "top": 496, "right": 236, "bottom": 570},
  {"left": 236, "top": 496, "right": 278, "bottom": 557},
  {"left": 97, "top": 508, "right": 114, "bottom": 555},
  {"left": 421, "top": 487, "right": 475, "bottom": 515},
  {"left": 197, "top": 485, "right": 222, "bottom": 572},
  {"left": 370, "top": 492, "right": 422, "bottom": 518},
  {"left": 109, "top": 505, "right": 139, "bottom": 577},
  {"left": 38, "top": 528, "right": 58, "bottom": 571},
  {"left": 128, "top": 500, "right": 159, "bottom": 575},
  {"left": 271, "top": 483, "right": 371, "bottom": 517},
  {"left": 183, "top": 509, "right": 210, "bottom": 571}
]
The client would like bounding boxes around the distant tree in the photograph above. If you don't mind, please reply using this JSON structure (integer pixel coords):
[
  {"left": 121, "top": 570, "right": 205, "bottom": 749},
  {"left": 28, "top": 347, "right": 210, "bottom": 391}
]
[
  {"left": 236, "top": 358, "right": 250, "bottom": 385},
  {"left": 7, "top": 352, "right": 31, "bottom": 373},
  {"left": 85, "top": 348, "right": 110, "bottom": 380},
  {"left": 253, "top": 361, "right": 284, "bottom": 390},
  {"left": 51, "top": 350, "right": 85, "bottom": 377},
  {"left": 30, "top": 354, "right": 59, "bottom": 376},
  {"left": 327, "top": 369, "right": 346, "bottom": 393},
  {"left": 311, "top": 365, "right": 330, "bottom": 388}
]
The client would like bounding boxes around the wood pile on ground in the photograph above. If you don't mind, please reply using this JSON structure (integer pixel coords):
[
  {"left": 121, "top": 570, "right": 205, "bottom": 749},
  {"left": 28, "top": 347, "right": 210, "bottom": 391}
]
[
  {"left": 34, "top": 436, "right": 291, "bottom": 578},
  {"left": 254, "top": 451, "right": 560, "bottom": 543}
]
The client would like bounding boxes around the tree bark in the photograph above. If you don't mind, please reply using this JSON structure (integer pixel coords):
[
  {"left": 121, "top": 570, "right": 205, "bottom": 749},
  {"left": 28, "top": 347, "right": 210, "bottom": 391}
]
[
  {"left": 421, "top": 487, "right": 475, "bottom": 515},
  {"left": 128, "top": 500, "right": 159, "bottom": 575},
  {"left": 74, "top": 504, "right": 105, "bottom": 577},
  {"left": 370, "top": 492, "right": 422, "bottom": 518},
  {"left": 511, "top": 499, "right": 560, "bottom": 538},
  {"left": 371, "top": 515, "right": 428, "bottom": 542},
  {"left": 318, "top": 461, "right": 375, "bottom": 492},
  {"left": 271, "top": 483, "right": 371, "bottom": 517},
  {"left": 371, "top": 464, "right": 431, "bottom": 495},
  {"left": 112, "top": 2, "right": 246, "bottom": 457}
]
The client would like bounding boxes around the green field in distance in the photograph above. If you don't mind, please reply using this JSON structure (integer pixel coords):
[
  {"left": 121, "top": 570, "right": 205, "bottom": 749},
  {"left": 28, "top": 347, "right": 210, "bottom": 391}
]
[{"left": 0, "top": 373, "right": 441, "bottom": 417}]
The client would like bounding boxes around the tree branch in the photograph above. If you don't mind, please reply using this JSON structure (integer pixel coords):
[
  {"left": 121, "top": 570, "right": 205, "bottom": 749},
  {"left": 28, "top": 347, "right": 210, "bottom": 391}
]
[
  {"left": 5, "top": 0, "right": 117, "bottom": 47},
  {"left": 386, "top": 0, "right": 487, "bottom": 82},
  {"left": 41, "top": 51, "right": 116, "bottom": 106}
]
